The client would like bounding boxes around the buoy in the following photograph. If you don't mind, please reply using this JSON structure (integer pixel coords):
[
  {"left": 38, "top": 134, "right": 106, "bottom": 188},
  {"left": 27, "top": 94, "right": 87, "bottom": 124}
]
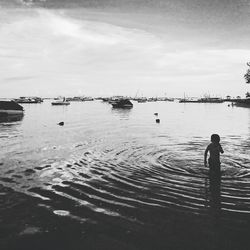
[
  {"left": 154, "top": 113, "right": 158, "bottom": 116},
  {"left": 156, "top": 119, "right": 160, "bottom": 123},
  {"left": 58, "top": 122, "right": 64, "bottom": 126},
  {"left": 228, "top": 104, "right": 230, "bottom": 107}
]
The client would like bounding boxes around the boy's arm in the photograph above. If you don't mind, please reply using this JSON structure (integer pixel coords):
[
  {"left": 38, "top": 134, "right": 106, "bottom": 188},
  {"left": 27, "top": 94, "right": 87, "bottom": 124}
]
[
  {"left": 204, "top": 146, "right": 209, "bottom": 167},
  {"left": 219, "top": 144, "right": 224, "bottom": 154}
]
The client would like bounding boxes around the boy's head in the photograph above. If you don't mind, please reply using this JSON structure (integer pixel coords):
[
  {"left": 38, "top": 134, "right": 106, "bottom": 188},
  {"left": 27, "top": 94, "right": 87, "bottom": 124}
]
[{"left": 211, "top": 134, "right": 220, "bottom": 143}]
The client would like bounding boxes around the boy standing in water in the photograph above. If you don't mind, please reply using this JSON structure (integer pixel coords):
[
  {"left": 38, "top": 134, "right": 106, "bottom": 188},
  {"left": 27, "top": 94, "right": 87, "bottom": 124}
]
[{"left": 204, "top": 134, "right": 224, "bottom": 173}]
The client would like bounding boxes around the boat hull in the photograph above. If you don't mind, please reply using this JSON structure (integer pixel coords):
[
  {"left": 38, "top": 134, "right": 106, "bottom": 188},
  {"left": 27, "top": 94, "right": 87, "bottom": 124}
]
[
  {"left": 51, "top": 102, "right": 70, "bottom": 106},
  {"left": 179, "top": 100, "right": 199, "bottom": 103},
  {"left": 15, "top": 101, "right": 39, "bottom": 104},
  {"left": 0, "top": 109, "right": 24, "bottom": 115},
  {"left": 0, "top": 113, "right": 24, "bottom": 122},
  {"left": 110, "top": 99, "right": 133, "bottom": 109},
  {"left": 112, "top": 104, "right": 133, "bottom": 109}
]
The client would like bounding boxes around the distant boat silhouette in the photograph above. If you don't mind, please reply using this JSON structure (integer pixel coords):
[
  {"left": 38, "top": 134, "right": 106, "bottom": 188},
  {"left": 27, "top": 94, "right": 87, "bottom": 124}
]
[{"left": 111, "top": 99, "right": 133, "bottom": 109}]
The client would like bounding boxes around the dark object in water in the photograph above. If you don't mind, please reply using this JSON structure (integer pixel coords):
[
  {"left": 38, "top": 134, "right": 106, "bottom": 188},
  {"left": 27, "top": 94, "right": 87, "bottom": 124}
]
[
  {"left": 111, "top": 99, "right": 133, "bottom": 109},
  {"left": 154, "top": 113, "right": 158, "bottom": 116},
  {"left": 156, "top": 119, "right": 160, "bottom": 123},
  {"left": 58, "top": 122, "right": 64, "bottom": 126}
]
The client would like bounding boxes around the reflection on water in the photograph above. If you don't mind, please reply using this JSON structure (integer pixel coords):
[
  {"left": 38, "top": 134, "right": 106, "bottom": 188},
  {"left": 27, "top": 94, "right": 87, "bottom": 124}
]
[
  {"left": 206, "top": 170, "right": 223, "bottom": 250},
  {"left": 0, "top": 101, "right": 250, "bottom": 250},
  {"left": 205, "top": 170, "right": 222, "bottom": 237},
  {"left": 209, "top": 170, "right": 221, "bottom": 216},
  {"left": 111, "top": 107, "right": 132, "bottom": 119}
]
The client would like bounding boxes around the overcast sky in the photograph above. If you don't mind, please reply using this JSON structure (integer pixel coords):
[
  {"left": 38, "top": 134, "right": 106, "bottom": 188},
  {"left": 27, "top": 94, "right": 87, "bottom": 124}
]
[{"left": 0, "top": 0, "right": 250, "bottom": 97}]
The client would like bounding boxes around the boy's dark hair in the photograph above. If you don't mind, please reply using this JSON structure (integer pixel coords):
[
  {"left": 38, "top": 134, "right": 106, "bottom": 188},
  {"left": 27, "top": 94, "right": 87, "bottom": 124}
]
[{"left": 211, "top": 134, "right": 220, "bottom": 143}]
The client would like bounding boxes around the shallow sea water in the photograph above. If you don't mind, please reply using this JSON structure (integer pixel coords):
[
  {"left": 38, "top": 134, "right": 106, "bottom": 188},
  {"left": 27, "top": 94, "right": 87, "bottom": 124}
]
[{"left": 0, "top": 100, "right": 250, "bottom": 250}]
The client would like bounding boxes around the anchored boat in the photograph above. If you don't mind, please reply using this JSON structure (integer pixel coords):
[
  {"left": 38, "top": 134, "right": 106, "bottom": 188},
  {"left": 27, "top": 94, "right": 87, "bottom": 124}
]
[
  {"left": 111, "top": 99, "right": 133, "bottom": 109},
  {"left": 51, "top": 98, "right": 70, "bottom": 106},
  {"left": 0, "top": 101, "right": 24, "bottom": 116}
]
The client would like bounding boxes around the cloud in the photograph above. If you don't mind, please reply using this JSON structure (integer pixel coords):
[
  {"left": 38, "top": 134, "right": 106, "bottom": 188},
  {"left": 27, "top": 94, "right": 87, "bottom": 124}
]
[
  {"left": 3, "top": 76, "right": 37, "bottom": 82},
  {"left": 154, "top": 49, "right": 250, "bottom": 76},
  {"left": 0, "top": 8, "right": 248, "bottom": 97},
  {"left": 19, "top": 0, "right": 34, "bottom": 6},
  {"left": 19, "top": 0, "right": 47, "bottom": 6}
]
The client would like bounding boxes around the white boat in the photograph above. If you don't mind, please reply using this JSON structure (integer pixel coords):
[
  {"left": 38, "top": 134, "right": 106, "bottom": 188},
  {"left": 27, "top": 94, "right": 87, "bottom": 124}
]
[
  {"left": 51, "top": 98, "right": 70, "bottom": 106},
  {"left": 0, "top": 101, "right": 24, "bottom": 115}
]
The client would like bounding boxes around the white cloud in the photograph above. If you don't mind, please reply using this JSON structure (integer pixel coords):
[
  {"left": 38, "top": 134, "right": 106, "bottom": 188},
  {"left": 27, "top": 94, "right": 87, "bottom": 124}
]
[{"left": 0, "top": 8, "right": 249, "bottom": 97}]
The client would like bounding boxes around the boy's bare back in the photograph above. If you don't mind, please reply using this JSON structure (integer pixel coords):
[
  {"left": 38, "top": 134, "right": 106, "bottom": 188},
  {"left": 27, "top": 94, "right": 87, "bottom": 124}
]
[{"left": 204, "top": 134, "right": 224, "bottom": 168}]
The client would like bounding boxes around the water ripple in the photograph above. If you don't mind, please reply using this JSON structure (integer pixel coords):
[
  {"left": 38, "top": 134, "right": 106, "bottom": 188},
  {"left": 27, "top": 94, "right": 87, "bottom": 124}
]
[{"left": 1, "top": 140, "right": 249, "bottom": 229}]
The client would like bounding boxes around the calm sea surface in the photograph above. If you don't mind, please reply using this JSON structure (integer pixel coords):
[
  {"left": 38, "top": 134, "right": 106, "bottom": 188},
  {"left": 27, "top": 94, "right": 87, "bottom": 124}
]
[{"left": 0, "top": 100, "right": 250, "bottom": 250}]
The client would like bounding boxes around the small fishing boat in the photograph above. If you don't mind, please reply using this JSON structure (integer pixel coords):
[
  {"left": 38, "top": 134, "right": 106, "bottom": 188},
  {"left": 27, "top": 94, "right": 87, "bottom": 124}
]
[
  {"left": 111, "top": 99, "right": 133, "bottom": 109},
  {"left": 137, "top": 98, "right": 147, "bottom": 103},
  {"left": 0, "top": 100, "right": 24, "bottom": 116},
  {"left": 83, "top": 96, "right": 94, "bottom": 101},
  {"left": 51, "top": 98, "right": 70, "bottom": 106}
]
